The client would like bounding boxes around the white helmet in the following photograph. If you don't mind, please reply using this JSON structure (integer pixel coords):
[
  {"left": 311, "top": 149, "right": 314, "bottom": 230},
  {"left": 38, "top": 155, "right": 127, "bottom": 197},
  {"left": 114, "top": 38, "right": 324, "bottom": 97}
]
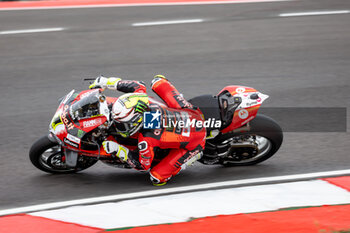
[{"left": 112, "top": 93, "right": 149, "bottom": 137}]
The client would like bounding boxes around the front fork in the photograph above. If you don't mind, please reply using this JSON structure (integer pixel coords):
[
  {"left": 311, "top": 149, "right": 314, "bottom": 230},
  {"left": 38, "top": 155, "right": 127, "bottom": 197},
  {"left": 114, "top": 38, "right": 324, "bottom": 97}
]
[{"left": 48, "top": 133, "right": 80, "bottom": 168}]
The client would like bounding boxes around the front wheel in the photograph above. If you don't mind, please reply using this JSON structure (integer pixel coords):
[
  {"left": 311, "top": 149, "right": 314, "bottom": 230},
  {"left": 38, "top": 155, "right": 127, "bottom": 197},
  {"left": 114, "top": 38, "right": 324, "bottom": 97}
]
[
  {"left": 217, "top": 114, "right": 283, "bottom": 166},
  {"left": 29, "top": 135, "right": 97, "bottom": 174}
]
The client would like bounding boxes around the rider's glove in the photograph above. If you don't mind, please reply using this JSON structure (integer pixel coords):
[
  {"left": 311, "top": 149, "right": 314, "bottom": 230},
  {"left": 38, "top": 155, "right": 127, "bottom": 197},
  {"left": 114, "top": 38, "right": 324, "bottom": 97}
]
[
  {"left": 89, "top": 76, "right": 121, "bottom": 90},
  {"left": 102, "top": 141, "right": 129, "bottom": 162},
  {"left": 89, "top": 76, "right": 108, "bottom": 89}
]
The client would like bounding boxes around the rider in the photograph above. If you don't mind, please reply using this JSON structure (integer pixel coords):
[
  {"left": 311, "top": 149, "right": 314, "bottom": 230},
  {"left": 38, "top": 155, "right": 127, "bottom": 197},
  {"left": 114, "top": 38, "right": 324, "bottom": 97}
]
[{"left": 89, "top": 75, "right": 206, "bottom": 186}]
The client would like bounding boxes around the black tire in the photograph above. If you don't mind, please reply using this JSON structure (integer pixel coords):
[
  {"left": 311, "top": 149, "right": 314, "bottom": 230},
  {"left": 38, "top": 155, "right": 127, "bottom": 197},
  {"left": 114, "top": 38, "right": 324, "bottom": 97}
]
[
  {"left": 29, "top": 135, "right": 97, "bottom": 174},
  {"left": 218, "top": 114, "right": 283, "bottom": 166}
]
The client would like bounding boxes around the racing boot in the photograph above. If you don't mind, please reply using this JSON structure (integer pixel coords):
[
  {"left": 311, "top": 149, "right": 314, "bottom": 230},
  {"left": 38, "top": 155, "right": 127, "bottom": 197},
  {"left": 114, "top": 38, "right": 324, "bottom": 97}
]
[{"left": 150, "top": 172, "right": 172, "bottom": 186}]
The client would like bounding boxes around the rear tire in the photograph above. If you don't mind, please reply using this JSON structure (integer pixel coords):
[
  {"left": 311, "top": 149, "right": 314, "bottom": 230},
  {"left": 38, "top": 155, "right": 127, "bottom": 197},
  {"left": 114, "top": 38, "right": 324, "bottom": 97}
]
[
  {"left": 29, "top": 135, "right": 97, "bottom": 174},
  {"left": 218, "top": 114, "right": 283, "bottom": 166}
]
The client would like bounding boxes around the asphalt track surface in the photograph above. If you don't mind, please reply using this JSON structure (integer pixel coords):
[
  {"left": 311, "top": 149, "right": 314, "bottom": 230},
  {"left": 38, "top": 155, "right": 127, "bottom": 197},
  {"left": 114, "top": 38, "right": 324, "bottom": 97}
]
[{"left": 0, "top": 0, "right": 349, "bottom": 210}]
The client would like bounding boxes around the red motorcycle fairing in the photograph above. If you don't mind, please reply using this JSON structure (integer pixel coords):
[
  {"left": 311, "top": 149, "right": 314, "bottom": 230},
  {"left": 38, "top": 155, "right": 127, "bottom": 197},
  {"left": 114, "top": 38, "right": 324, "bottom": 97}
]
[
  {"left": 218, "top": 85, "right": 268, "bottom": 134},
  {"left": 50, "top": 89, "right": 109, "bottom": 153}
]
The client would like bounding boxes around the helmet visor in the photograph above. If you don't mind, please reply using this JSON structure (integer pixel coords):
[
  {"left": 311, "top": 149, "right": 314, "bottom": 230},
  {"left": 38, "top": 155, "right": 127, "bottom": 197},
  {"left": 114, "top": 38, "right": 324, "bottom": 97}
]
[{"left": 114, "top": 114, "right": 143, "bottom": 137}]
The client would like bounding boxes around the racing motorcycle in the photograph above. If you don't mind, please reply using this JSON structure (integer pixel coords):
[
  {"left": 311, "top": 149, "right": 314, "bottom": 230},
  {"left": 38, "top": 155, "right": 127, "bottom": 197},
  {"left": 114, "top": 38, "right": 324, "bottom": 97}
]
[{"left": 29, "top": 84, "right": 283, "bottom": 174}]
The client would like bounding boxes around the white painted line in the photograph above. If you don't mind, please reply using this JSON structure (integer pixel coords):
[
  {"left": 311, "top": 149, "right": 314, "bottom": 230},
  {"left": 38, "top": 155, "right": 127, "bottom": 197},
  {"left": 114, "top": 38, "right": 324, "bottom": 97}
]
[
  {"left": 31, "top": 180, "right": 350, "bottom": 229},
  {"left": 132, "top": 19, "right": 203, "bottom": 27},
  {"left": 0, "top": 27, "right": 64, "bottom": 35},
  {"left": 0, "top": 169, "right": 350, "bottom": 216},
  {"left": 0, "top": 0, "right": 292, "bottom": 11},
  {"left": 279, "top": 10, "right": 350, "bottom": 17}
]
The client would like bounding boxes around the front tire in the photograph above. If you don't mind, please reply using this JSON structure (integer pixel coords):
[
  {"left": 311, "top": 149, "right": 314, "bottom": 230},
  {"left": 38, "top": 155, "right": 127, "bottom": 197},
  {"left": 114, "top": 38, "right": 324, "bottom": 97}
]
[{"left": 29, "top": 135, "right": 97, "bottom": 174}]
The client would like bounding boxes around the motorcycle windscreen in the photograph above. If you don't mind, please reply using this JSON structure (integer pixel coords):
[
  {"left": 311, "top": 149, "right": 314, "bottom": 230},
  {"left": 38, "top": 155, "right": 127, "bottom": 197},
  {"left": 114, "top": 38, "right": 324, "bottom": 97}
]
[{"left": 70, "top": 95, "right": 101, "bottom": 121}]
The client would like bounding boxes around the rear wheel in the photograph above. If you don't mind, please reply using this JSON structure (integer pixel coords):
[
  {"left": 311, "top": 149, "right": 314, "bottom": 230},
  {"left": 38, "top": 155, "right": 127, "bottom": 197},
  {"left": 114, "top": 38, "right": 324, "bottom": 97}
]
[
  {"left": 29, "top": 135, "right": 97, "bottom": 174},
  {"left": 216, "top": 114, "right": 283, "bottom": 166}
]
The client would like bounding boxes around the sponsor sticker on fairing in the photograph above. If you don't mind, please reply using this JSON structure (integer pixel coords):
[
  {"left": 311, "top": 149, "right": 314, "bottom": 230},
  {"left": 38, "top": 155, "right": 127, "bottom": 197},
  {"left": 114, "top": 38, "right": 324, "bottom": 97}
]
[
  {"left": 238, "top": 109, "right": 249, "bottom": 119},
  {"left": 64, "top": 138, "right": 79, "bottom": 148},
  {"left": 67, "top": 134, "right": 81, "bottom": 144},
  {"left": 61, "top": 105, "right": 74, "bottom": 131},
  {"left": 246, "top": 101, "right": 258, "bottom": 107},
  {"left": 83, "top": 118, "right": 102, "bottom": 128},
  {"left": 240, "top": 115, "right": 255, "bottom": 126},
  {"left": 236, "top": 87, "right": 246, "bottom": 93}
]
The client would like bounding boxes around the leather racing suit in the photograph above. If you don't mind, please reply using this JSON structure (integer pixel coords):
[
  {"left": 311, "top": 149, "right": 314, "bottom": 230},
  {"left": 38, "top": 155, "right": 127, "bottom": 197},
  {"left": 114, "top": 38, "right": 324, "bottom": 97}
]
[{"left": 104, "top": 77, "right": 206, "bottom": 184}]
